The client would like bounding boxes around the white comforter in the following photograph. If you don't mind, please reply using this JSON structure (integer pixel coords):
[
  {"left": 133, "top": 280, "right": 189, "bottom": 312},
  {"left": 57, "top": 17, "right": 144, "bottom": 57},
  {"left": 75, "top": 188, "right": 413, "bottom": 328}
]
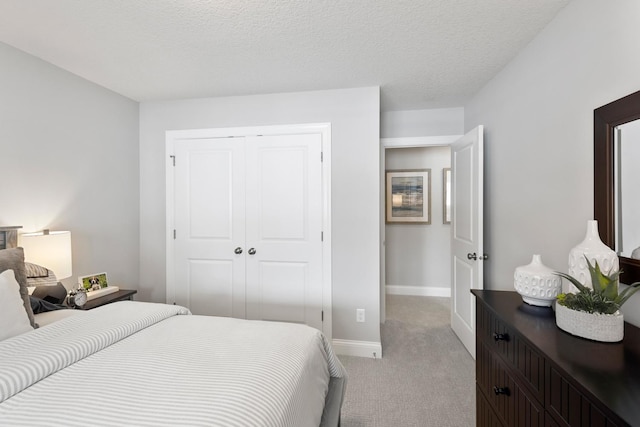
[{"left": 0, "top": 302, "right": 345, "bottom": 426}]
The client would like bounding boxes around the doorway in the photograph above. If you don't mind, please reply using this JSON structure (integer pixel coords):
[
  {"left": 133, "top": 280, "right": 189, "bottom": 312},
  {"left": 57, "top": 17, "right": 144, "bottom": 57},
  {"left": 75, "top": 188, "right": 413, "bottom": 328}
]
[
  {"left": 380, "top": 135, "right": 460, "bottom": 323},
  {"left": 380, "top": 128, "right": 485, "bottom": 359},
  {"left": 385, "top": 145, "right": 452, "bottom": 295}
]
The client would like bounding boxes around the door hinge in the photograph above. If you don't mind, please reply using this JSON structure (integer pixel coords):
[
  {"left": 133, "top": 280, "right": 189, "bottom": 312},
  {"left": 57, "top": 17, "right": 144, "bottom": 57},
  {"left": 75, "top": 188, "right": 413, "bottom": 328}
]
[
  {"left": 321, "top": 310, "right": 324, "bottom": 322},
  {"left": 173, "top": 229, "right": 176, "bottom": 239},
  {"left": 321, "top": 152, "right": 323, "bottom": 162},
  {"left": 170, "top": 155, "right": 175, "bottom": 166},
  {"left": 321, "top": 231, "right": 324, "bottom": 241}
]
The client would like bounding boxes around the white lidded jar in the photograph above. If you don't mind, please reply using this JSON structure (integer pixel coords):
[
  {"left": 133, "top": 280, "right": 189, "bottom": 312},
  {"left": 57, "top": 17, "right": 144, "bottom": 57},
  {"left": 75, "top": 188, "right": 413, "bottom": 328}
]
[{"left": 514, "top": 254, "right": 562, "bottom": 307}]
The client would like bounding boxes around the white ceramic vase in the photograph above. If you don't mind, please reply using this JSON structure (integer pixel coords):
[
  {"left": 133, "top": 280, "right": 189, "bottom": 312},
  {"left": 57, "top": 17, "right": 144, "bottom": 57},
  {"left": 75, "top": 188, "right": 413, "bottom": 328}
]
[
  {"left": 555, "top": 303, "right": 624, "bottom": 342},
  {"left": 514, "top": 254, "right": 562, "bottom": 307},
  {"left": 567, "top": 220, "right": 619, "bottom": 293}
]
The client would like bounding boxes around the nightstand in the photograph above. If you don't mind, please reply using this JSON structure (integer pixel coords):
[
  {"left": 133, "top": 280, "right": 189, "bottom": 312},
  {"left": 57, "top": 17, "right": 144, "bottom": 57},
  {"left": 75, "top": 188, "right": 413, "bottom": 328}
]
[{"left": 75, "top": 289, "right": 137, "bottom": 310}]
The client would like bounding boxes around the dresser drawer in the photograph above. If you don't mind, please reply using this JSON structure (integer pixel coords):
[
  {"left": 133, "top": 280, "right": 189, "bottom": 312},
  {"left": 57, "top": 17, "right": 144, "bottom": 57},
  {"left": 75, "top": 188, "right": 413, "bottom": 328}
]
[
  {"left": 546, "top": 364, "right": 623, "bottom": 427},
  {"left": 477, "top": 299, "right": 515, "bottom": 357},
  {"left": 477, "top": 340, "right": 545, "bottom": 427},
  {"left": 477, "top": 300, "right": 545, "bottom": 401},
  {"left": 477, "top": 384, "right": 505, "bottom": 427},
  {"left": 546, "top": 412, "right": 562, "bottom": 427}
]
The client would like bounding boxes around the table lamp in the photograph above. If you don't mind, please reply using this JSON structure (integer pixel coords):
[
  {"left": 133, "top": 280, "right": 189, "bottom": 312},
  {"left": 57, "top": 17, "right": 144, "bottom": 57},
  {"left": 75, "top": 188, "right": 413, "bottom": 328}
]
[{"left": 20, "top": 229, "right": 72, "bottom": 280}]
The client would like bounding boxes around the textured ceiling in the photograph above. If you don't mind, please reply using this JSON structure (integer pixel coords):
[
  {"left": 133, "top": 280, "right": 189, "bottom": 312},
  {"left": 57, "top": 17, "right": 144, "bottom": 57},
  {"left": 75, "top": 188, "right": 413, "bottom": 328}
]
[{"left": 0, "top": 0, "right": 571, "bottom": 111}]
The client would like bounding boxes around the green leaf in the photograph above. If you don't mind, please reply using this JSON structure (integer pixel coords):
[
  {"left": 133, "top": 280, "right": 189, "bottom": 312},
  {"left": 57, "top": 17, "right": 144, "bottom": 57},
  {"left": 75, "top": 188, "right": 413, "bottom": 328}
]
[
  {"left": 555, "top": 271, "right": 590, "bottom": 294},
  {"left": 584, "top": 257, "right": 619, "bottom": 299},
  {"left": 616, "top": 282, "right": 640, "bottom": 307},
  {"left": 586, "top": 257, "right": 603, "bottom": 293}
]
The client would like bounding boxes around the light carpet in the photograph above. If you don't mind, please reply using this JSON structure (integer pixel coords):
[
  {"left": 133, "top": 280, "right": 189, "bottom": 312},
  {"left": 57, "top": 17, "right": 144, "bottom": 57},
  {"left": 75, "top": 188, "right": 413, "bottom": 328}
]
[{"left": 338, "top": 295, "right": 475, "bottom": 427}]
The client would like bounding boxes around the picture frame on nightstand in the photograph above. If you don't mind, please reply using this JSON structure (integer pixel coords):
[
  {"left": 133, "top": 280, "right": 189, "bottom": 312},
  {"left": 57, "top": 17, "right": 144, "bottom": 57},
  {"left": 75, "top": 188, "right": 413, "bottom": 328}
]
[{"left": 78, "top": 272, "right": 109, "bottom": 291}]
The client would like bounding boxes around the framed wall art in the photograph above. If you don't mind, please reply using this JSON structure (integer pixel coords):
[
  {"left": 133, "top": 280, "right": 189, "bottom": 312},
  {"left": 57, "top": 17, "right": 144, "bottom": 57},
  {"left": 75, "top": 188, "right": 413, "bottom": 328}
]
[
  {"left": 443, "top": 168, "right": 451, "bottom": 224},
  {"left": 385, "top": 169, "right": 431, "bottom": 224}
]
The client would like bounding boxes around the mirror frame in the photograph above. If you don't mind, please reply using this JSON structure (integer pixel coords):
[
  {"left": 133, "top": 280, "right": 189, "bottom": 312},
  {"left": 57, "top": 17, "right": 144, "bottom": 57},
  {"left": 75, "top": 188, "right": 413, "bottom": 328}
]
[{"left": 594, "top": 89, "right": 640, "bottom": 285}]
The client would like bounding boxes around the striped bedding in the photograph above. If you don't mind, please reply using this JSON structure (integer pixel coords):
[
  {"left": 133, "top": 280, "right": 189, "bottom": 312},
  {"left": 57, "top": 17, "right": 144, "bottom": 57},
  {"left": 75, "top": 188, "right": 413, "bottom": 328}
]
[{"left": 0, "top": 301, "right": 345, "bottom": 426}]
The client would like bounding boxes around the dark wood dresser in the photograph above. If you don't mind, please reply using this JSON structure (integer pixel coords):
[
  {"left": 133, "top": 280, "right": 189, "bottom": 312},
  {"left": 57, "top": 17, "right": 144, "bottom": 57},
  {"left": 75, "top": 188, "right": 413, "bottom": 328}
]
[{"left": 473, "top": 290, "right": 640, "bottom": 427}]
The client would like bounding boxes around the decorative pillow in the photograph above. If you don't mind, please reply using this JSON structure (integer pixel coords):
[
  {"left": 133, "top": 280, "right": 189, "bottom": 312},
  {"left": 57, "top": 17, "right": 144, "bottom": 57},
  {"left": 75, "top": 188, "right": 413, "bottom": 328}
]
[
  {"left": 0, "top": 248, "right": 38, "bottom": 328},
  {"left": 0, "top": 269, "right": 33, "bottom": 340},
  {"left": 25, "top": 262, "right": 50, "bottom": 278},
  {"left": 25, "top": 262, "right": 58, "bottom": 287}
]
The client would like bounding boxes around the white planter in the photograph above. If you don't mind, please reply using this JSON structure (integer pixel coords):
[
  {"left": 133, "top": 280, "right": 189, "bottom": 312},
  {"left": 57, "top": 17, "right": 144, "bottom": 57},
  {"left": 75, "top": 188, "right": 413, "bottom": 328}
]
[
  {"left": 567, "top": 220, "right": 618, "bottom": 293},
  {"left": 514, "top": 254, "right": 562, "bottom": 307},
  {"left": 555, "top": 303, "right": 624, "bottom": 342}
]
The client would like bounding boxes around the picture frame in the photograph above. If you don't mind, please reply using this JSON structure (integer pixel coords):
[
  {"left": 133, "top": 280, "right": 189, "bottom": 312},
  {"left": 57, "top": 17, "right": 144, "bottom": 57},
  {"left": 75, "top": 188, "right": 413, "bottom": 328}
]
[
  {"left": 78, "top": 272, "right": 109, "bottom": 291},
  {"left": 385, "top": 169, "right": 431, "bottom": 224},
  {"left": 443, "top": 168, "right": 452, "bottom": 224},
  {"left": 0, "top": 226, "right": 21, "bottom": 250}
]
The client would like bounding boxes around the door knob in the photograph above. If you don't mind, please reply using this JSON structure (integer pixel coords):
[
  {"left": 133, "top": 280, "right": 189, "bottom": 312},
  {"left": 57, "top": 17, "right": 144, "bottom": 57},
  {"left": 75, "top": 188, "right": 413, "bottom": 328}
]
[
  {"left": 234, "top": 247, "right": 243, "bottom": 254},
  {"left": 467, "top": 253, "right": 477, "bottom": 260},
  {"left": 480, "top": 254, "right": 489, "bottom": 261},
  {"left": 248, "top": 248, "right": 256, "bottom": 255}
]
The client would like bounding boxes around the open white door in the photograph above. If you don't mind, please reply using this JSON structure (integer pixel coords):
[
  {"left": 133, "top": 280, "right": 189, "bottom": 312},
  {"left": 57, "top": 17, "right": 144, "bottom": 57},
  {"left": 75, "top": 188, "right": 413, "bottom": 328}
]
[{"left": 450, "top": 126, "right": 484, "bottom": 359}]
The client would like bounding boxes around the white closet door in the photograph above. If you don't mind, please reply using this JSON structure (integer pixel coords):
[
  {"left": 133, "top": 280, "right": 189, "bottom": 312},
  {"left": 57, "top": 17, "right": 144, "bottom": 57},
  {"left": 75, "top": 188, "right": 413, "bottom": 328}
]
[
  {"left": 173, "top": 138, "right": 247, "bottom": 318},
  {"left": 244, "top": 134, "right": 324, "bottom": 330}
]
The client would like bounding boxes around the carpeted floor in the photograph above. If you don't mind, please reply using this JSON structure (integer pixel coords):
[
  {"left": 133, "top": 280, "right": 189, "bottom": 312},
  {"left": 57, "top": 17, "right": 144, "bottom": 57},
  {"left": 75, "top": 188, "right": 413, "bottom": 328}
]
[{"left": 338, "top": 295, "right": 475, "bottom": 427}]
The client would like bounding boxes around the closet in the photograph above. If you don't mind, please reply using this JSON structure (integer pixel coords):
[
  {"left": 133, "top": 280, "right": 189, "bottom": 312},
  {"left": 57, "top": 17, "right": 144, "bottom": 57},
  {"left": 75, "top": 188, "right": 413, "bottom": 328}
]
[{"left": 167, "top": 126, "right": 328, "bottom": 332}]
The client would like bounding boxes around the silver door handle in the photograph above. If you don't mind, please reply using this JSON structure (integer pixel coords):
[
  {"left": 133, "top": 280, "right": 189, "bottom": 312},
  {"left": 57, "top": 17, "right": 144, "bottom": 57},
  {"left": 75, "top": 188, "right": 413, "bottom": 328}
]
[
  {"left": 248, "top": 248, "right": 256, "bottom": 255},
  {"left": 234, "top": 247, "right": 243, "bottom": 254},
  {"left": 467, "top": 253, "right": 477, "bottom": 260}
]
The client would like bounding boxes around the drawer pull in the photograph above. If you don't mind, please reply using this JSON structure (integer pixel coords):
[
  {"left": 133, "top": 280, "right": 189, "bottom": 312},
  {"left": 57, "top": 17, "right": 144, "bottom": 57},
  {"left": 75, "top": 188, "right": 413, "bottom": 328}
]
[
  {"left": 493, "top": 386, "right": 510, "bottom": 396},
  {"left": 493, "top": 332, "right": 510, "bottom": 342}
]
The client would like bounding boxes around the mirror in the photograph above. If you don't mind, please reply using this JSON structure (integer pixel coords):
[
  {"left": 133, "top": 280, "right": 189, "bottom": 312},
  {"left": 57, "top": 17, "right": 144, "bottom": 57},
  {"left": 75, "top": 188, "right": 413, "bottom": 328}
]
[
  {"left": 594, "top": 89, "right": 640, "bottom": 284},
  {"left": 614, "top": 120, "right": 640, "bottom": 258}
]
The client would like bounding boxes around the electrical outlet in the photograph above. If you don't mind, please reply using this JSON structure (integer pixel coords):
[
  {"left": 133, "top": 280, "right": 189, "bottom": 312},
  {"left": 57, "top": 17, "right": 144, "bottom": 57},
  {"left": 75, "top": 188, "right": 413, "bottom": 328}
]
[{"left": 356, "top": 308, "right": 365, "bottom": 322}]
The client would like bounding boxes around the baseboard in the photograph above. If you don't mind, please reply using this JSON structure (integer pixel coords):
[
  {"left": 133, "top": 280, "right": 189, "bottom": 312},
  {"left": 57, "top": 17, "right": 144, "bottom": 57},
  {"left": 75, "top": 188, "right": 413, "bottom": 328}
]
[
  {"left": 332, "top": 339, "right": 382, "bottom": 359},
  {"left": 385, "top": 285, "right": 451, "bottom": 297}
]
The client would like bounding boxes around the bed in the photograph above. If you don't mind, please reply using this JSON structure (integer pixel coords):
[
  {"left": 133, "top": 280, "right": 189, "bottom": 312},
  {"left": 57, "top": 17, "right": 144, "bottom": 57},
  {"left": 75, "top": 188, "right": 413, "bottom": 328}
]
[{"left": 0, "top": 243, "right": 346, "bottom": 426}]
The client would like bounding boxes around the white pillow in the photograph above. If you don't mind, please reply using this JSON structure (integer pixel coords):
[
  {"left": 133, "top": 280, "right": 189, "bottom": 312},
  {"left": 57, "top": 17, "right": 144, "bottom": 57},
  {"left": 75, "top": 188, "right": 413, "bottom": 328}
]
[{"left": 0, "top": 269, "right": 33, "bottom": 340}]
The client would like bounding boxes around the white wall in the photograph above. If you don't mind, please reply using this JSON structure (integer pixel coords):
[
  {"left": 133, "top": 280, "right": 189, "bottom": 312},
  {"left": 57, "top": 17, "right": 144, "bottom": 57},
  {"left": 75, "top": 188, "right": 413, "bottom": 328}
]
[
  {"left": 464, "top": 0, "right": 640, "bottom": 325},
  {"left": 139, "top": 87, "right": 381, "bottom": 345},
  {"left": 382, "top": 108, "right": 464, "bottom": 137},
  {"left": 0, "top": 42, "right": 140, "bottom": 289},
  {"left": 385, "top": 146, "right": 451, "bottom": 294}
]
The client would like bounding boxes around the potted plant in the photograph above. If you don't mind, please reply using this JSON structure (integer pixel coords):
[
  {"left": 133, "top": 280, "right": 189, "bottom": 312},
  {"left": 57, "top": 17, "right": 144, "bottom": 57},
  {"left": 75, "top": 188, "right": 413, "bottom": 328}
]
[{"left": 555, "top": 257, "right": 640, "bottom": 342}]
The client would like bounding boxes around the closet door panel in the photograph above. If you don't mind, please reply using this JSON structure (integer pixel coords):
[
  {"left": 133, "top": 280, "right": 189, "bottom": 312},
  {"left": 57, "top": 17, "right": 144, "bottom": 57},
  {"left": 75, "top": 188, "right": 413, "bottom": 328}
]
[
  {"left": 256, "top": 261, "right": 307, "bottom": 323},
  {"left": 257, "top": 147, "right": 307, "bottom": 240},
  {"left": 245, "top": 134, "right": 323, "bottom": 330},
  {"left": 173, "top": 138, "right": 246, "bottom": 318},
  {"left": 186, "top": 259, "right": 234, "bottom": 317}
]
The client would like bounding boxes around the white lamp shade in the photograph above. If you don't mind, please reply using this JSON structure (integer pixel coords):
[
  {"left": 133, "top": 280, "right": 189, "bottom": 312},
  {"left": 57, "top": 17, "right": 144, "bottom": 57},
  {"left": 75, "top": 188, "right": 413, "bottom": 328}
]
[{"left": 20, "top": 231, "right": 72, "bottom": 280}]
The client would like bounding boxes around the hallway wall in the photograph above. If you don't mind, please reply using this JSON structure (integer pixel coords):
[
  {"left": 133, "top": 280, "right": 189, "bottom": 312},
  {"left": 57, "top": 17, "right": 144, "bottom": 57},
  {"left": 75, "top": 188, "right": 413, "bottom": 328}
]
[{"left": 385, "top": 146, "right": 451, "bottom": 295}]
